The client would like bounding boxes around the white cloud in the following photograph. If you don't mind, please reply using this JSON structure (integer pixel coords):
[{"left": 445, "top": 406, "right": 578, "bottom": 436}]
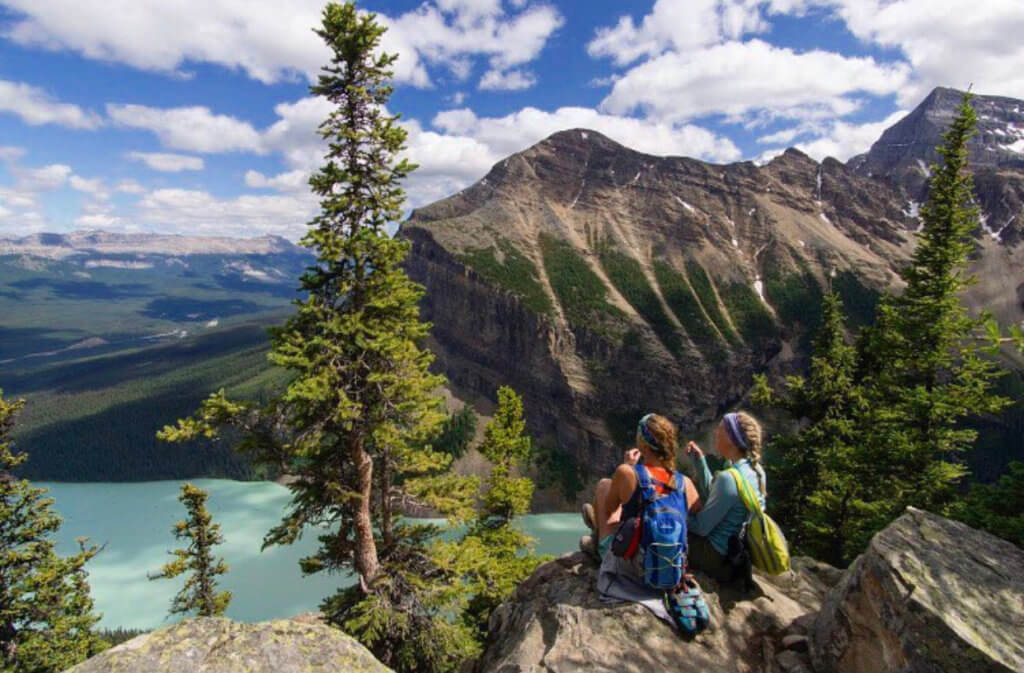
[
  {"left": 757, "top": 109, "right": 908, "bottom": 162},
  {"left": 69, "top": 174, "right": 109, "bottom": 199},
  {"left": 430, "top": 106, "right": 741, "bottom": 163},
  {"left": 588, "top": 0, "right": 770, "bottom": 66},
  {"left": 244, "top": 169, "right": 308, "bottom": 192},
  {"left": 600, "top": 39, "right": 909, "bottom": 123},
  {"left": 127, "top": 151, "right": 205, "bottom": 172},
  {"left": 0, "top": 146, "right": 27, "bottom": 162},
  {"left": 479, "top": 68, "right": 536, "bottom": 91},
  {"left": 2, "top": 1, "right": 562, "bottom": 89},
  {"left": 15, "top": 163, "right": 73, "bottom": 191},
  {"left": 819, "top": 0, "right": 1024, "bottom": 102},
  {"left": 114, "top": 179, "right": 146, "bottom": 194},
  {"left": 0, "top": 79, "right": 101, "bottom": 129},
  {"left": 136, "top": 187, "right": 317, "bottom": 239},
  {"left": 74, "top": 213, "right": 124, "bottom": 229},
  {"left": 107, "top": 104, "right": 263, "bottom": 153}
]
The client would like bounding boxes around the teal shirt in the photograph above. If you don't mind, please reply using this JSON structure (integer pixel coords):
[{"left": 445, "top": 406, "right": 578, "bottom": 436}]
[{"left": 687, "top": 455, "right": 766, "bottom": 555}]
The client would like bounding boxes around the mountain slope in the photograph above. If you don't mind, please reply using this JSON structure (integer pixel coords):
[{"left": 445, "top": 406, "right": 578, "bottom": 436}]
[{"left": 400, "top": 129, "right": 917, "bottom": 475}]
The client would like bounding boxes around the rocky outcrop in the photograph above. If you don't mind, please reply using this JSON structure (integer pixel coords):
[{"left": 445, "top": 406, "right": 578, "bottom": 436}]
[
  {"left": 65, "top": 615, "right": 392, "bottom": 673},
  {"left": 474, "top": 551, "right": 841, "bottom": 673},
  {"left": 476, "top": 512, "right": 1024, "bottom": 673},
  {"left": 810, "top": 508, "right": 1024, "bottom": 673}
]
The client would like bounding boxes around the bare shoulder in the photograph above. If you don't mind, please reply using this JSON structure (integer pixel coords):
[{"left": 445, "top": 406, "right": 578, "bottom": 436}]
[{"left": 612, "top": 463, "right": 636, "bottom": 483}]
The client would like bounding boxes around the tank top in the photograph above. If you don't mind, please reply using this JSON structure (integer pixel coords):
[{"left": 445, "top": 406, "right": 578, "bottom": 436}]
[{"left": 621, "top": 465, "right": 675, "bottom": 520}]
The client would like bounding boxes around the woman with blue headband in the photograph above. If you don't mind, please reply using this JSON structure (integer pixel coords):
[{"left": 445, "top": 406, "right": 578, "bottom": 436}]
[
  {"left": 580, "top": 413, "right": 699, "bottom": 560},
  {"left": 684, "top": 411, "right": 767, "bottom": 583}
]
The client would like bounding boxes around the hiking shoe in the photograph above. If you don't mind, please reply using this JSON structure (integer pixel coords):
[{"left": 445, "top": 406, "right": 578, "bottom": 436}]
[
  {"left": 665, "top": 577, "right": 710, "bottom": 637},
  {"left": 579, "top": 534, "right": 597, "bottom": 558},
  {"left": 581, "top": 502, "right": 596, "bottom": 533}
]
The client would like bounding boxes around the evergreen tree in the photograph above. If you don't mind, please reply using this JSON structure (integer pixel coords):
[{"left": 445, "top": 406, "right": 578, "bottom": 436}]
[
  {"left": 449, "top": 387, "right": 546, "bottom": 639},
  {"left": 955, "top": 461, "right": 1024, "bottom": 548},
  {"left": 757, "top": 93, "right": 1011, "bottom": 565},
  {"left": 753, "top": 293, "right": 885, "bottom": 565},
  {"left": 149, "top": 483, "right": 231, "bottom": 618},
  {"left": 0, "top": 391, "right": 105, "bottom": 673},
  {"left": 160, "top": 4, "right": 476, "bottom": 671},
  {"left": 857, "top": 92, "right": 1008, "bottom": 518}
]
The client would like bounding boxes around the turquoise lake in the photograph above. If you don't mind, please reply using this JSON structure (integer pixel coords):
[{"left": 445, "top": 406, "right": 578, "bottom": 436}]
[{"left": 42, "top": 480, "right": 584, "bottom": 629}]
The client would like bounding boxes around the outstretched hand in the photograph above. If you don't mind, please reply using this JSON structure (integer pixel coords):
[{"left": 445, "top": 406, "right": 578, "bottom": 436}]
[
  {"left": 686, "top": 441, "right": 704, "bottom": 460},
  {"left": 624, "top": 447, "right": 641, "bottom": 466}
]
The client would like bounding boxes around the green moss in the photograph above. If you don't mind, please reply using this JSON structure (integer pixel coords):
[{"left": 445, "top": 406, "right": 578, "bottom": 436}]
[
  {"left": 653, "top": 261, "right": 728, "bottom": 363},
  {"left": 684, "top": 261, "right": 739, "bottom": 345},
  {"left": 599, "top": 250, "right": 686, "bottom": 358},
  {"left": 539, "top": 233, "right": 623, "bottom": 328},
  {"left": 458, "top": 241, "right": 553, "bottom": 316},
  {"left": 832, "top": 270, "right": 881, "bottom": 329},
  {"left": 762, "top": 251, "right": 824, "bottom": 350},
  {"left": 719, "top": 281, "right": 779, "bottom": 348}
]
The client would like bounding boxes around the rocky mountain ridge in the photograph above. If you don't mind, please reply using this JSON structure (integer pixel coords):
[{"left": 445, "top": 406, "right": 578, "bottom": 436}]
[
  {"left": 852, "top": 87, "right": 1024, "bottom": 245},
  {"left": 400, "top": 87, "right": 1024, "bottom": 479},
  {"left": 1, "top": 230, "right": 302, "bottom": 260}
]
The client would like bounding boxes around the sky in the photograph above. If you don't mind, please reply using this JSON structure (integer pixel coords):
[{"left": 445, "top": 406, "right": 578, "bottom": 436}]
[{"left": 0, "top": 0, "right": 1022, "bottom": 240}]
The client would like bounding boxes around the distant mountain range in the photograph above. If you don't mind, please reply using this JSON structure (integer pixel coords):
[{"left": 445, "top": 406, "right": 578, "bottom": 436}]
[
  {"left": 401, "top": 86, "right": 1024, "bottom": 483},
  {"left": 0, "top": 231, "right": 311, "bottom": 481}
]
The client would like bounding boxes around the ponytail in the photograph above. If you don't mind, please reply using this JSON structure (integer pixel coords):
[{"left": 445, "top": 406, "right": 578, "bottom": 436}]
[{"left": 734, "top": 411, "right": 766, "bottom": 498}]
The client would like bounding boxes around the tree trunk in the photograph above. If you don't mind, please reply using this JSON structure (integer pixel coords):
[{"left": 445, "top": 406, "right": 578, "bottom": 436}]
[
  {"left": 381, "top": 456, "right": 394, "bottom": 549},
  {"left": 351, "top": 438, "right": 379, "bottom": 589}
]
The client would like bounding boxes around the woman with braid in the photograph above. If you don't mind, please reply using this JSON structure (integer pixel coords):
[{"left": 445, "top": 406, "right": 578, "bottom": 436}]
[
  {"left": 580, "top": 413, "right": 699, "bottom": 561},
  {"left": 684, "top": 411, "right": 767, "bottom": 582}
]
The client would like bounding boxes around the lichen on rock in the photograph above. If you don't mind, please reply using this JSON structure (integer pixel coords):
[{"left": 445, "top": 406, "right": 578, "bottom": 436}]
[{"left": 64, "top": 614, "right": 393, "bottom": 673}]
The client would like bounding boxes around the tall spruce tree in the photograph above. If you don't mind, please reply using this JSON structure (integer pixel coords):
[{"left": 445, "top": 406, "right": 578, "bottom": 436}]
[
  {"left": 160, "top": 4, "right": 475, "bottom": 671},
  {"left": 857, "top": 92, "right": 1008, "bottom": 517},
  {"left": 754, "top": 293, "right": 885, "bottom": 565},
  {"left": 149, "top": 483, "right": 231, "bottom": 618},
  {"left": 0, "top": 391, "right": 105, "bottom": 673},
  {"left": 451, "top": 387, "right": 545, "bottom": 639}
]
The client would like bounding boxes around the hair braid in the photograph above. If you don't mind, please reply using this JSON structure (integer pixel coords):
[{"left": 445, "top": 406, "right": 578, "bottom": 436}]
[{"left": 735, "top": 411, "right": 766, "bottom": 497}]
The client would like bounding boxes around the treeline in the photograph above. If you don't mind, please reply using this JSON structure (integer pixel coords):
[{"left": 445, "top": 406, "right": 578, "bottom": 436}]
[{"left": 754, "top": 93, "right": 1024, "bottom": 565}]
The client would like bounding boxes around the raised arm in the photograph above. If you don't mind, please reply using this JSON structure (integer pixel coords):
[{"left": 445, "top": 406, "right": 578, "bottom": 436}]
[{"left": 686, "top": 441, "right": 714, "bottom": 500}]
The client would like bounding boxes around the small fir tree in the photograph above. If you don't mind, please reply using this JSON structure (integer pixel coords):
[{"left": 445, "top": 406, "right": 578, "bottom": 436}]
[
  {"left": 0, "top": 391, "right": 105, "bottom": 673},
  {"left": 159, "top": 4, "right": 476, "bottom": 671},
  {"left": 149, "top": 483, "right": 231, "bottom": 617},
  {"left": 448, "top": 387, "right": 546, "bottom": 639},
  {"left": 754, "top": 292, "right": 885, "bottom": 565}
]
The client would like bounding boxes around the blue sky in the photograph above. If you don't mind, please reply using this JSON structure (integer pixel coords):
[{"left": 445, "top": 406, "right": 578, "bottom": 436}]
[{"left": 0, "top": 0, "right": 1022, "bottom": 239}]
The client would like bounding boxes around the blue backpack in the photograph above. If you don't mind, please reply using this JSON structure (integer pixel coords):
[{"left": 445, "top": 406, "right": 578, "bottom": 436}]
[{"left": 635, "top": 464, "right": 688, "bottom": 591}]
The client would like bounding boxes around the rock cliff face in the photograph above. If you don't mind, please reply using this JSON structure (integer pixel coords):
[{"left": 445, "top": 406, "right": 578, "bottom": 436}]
[
  {"left": 475, "top": 510, "right": 1024, "bottom": 673},
  {"left": 851, "top": 87, "right": 1024, "bottom": 246},
  {"left": 401, "top": 87, "right": 1024, "bottom": 478},
  {"left": 65, "top": 615, "right": 393, "bottom": 673},
  {"left": 811, "top": 508, "right": 1024, "bottom": 673}
]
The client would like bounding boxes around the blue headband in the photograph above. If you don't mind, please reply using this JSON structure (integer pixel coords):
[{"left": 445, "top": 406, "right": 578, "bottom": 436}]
[
  {"left": 637, "top": 413, "right": 661, "bottom": 449},
  {"left": 723, "top": 413, "right": 749, "bottom": 451}
]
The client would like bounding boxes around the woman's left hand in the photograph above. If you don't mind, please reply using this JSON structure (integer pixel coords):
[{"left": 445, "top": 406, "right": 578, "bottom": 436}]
[{"left": 624, "top": 447, "right": 641, "bottom": 466}]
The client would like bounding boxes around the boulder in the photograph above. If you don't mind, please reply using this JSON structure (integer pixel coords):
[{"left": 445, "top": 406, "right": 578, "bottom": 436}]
[
  {"left": 811, "top": 507, "right": 1024, "bottom": 673},
  {"left": 474, "top": 551, "right": 838, "bottom": 673},
  {"left": 65, "top": 614, "right": 392, "bottom": 673}
]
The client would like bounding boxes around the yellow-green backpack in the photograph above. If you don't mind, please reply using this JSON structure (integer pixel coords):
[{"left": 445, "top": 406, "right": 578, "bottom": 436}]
[{"left": 726, "top": 468, "right": 791, "bottom": 575}]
